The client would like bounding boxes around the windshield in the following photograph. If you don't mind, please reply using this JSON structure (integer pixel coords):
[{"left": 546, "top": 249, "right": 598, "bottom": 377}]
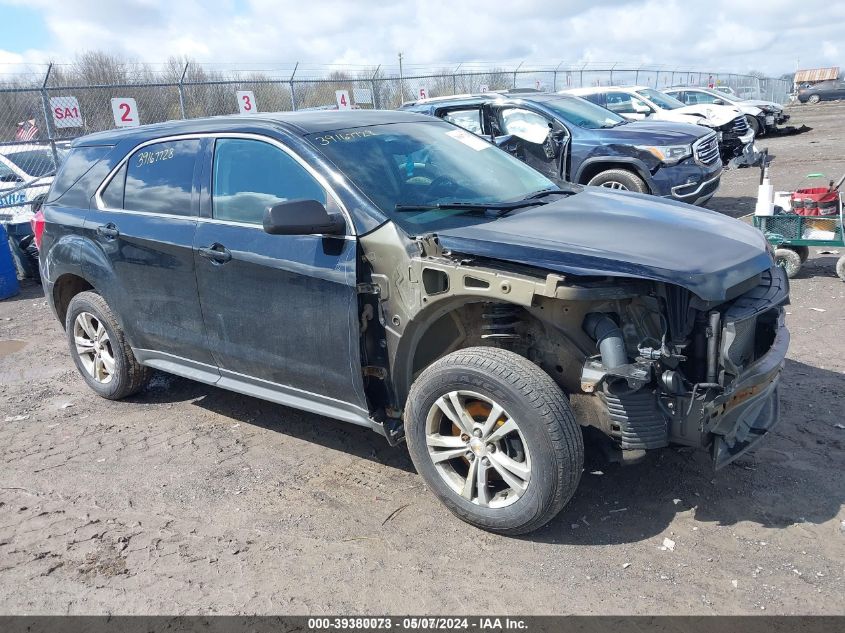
[
  {"left": 635, "top": 88, "right": 686, "bottom": 110},
  {"left": 308, "top": 121, "right": 557, "bottom": 233},
  {"left": 542, "top": 97, "right": 625, "bottom": 129},
  {"left": 3, "top": 148, "right": 59, "bottom": 178}
]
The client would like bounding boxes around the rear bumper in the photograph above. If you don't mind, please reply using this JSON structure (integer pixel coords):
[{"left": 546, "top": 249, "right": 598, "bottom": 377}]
[{"left": 706, "top": 308, "right": 789, "bottom": 468}]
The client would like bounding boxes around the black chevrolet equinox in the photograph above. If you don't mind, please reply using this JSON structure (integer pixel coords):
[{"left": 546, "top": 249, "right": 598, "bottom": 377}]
[{"left": 40, "top": 111, "right": 789, "bottom": 534}]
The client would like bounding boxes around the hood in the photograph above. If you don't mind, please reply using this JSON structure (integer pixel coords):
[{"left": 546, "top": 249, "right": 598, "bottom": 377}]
[
  {"left": 663, "top": 104, "right": 741, "bottom": 127},
  {"left": 435, "top": 188, "right": 773, "bottom": 302},
  {"left": 599, "top": 119, "right": 709, "bottom": 143}
]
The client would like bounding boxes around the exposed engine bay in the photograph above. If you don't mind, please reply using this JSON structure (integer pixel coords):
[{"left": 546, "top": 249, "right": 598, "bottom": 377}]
[{"left": 357, "top": 223, "right": 789, "bottom": 469}]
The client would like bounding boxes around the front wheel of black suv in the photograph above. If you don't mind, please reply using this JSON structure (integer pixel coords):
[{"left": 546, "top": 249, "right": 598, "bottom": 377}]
[
  {"left": 65, "top": 291, "right": 152, "bottom": 400},
  {"left": 587, "top": 169, "right": 648, "bottom": 193},
  {"left": 405, "top": 347, "right": 584, "bottom": 535}
]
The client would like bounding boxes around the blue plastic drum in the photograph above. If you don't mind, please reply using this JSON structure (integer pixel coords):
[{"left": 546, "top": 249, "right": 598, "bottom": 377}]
[{"left": 0, "top": 224, "right": 20, "bottom": 300}]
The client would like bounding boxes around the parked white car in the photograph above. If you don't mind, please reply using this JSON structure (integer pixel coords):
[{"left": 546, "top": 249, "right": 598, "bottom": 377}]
[
  {"left": 663, "top": 87, "right": 788, "bottom": 136},
  {"left": 561, "top": 86, "right": 756, "bottom": 164},
  {"left": 0, "top": 144, "right": 62, "bottom": 224}
]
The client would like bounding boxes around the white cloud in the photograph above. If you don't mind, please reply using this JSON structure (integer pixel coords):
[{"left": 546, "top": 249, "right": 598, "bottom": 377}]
[{"left": 2, "top": 0, "right": 844, "bottom": 76}]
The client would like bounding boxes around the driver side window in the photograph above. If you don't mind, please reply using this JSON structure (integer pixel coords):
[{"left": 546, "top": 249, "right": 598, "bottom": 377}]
[{"left": 499, "top": 108, "right": 551, "bottom": 144}]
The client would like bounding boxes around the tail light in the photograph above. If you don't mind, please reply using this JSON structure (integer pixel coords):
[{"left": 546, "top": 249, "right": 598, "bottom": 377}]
[{"left": 30, "top": 209, "right": 45, "bottom": 251}]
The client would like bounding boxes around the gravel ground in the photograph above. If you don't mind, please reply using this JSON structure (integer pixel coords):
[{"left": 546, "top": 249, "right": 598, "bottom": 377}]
[{"left": 1, "top": 102, "right": 843, "bottom": 616}]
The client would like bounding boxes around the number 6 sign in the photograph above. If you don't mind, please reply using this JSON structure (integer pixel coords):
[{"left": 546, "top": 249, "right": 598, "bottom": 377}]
[
  {"left": 236, "top": 91, "right": 258, "bottom": 114},
  {"left": 111, "top": 98, "right": 139, "bottom": 128}
]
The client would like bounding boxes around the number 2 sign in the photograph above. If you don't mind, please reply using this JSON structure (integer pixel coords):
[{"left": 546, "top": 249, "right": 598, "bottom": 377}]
[
  {"left": 111, "top": 98, "right": 139, "bottom": 128},
  {"left": 236, "top": 91, "right": 258, "bottom": 114}
]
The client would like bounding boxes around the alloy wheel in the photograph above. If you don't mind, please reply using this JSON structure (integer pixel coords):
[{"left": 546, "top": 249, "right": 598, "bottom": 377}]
[
  {"left": 600, "top": 181, "right": 629, "bottom": 190},
  {"left": 425, "top": 390, "right": 531, "bottom": 508},
  {"left": 73, "top": 311, "right": 115, "bottom": 384}
]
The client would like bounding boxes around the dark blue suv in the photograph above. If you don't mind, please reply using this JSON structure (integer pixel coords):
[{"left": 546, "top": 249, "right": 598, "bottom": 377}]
[
  {"left": 402, "top": 93, "right": 723, "bottom": 205},
  {"left": 40, "top": 111, "right": 787, "bottom": 535}
]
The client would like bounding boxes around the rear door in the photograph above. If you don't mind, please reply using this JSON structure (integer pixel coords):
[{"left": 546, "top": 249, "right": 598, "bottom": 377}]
[
  {"left": 192, "top": 135, "right": 364, "bottom": 409},
  {"left": 84, "top": 137, "right": 217, "bottom": 371}
]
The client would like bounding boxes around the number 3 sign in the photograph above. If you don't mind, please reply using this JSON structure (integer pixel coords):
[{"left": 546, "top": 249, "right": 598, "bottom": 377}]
[
  {"left": 236, "top": 91, "right": 258, "bottom": 114},
  {"left": 111, "top": 98, "right": 139, "bottom": 128}
]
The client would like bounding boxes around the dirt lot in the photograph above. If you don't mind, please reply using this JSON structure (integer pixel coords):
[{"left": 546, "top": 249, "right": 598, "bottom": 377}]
[{"left": 1, "top": 102, "right": 844, "bottom": 616}]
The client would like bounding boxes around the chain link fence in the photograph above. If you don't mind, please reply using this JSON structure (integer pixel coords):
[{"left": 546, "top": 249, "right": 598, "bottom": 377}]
[{"left": 0, "top": 60, "right": 793, "bottom": 221}]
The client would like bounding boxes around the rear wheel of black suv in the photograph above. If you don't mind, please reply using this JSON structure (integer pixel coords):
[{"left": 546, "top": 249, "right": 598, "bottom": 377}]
[
  {"left": 587, "top": 169, "right": 648, "bottom": 193},
  {"left": 405, "top": 347, "right": 584, "bottom": 535},
  {"left": 65, "top": 291, "right": 151, "bottom": 400}
]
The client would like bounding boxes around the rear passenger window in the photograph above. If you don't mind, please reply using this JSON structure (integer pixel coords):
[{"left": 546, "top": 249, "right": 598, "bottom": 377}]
[
  {"left": 212, "top": 138, "right": 326, "bottom": 225},
  {"left": 123, "top": 139, "right": 199, "bottom": 215},
  {"left": 100, "top": 163, "right": 126, "bottom": 209}
]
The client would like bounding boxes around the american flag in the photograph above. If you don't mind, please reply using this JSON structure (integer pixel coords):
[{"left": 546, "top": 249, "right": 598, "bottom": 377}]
[{"left": 15, "top": 119, "right": 38, "bottom": 141}]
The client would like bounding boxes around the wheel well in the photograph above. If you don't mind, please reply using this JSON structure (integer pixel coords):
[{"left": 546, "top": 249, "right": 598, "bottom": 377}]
[
  {"left": 53, "top": 274, "right": 94, "bottom": 327},
  {"left": 403, "top": 301, "right": 583, "bottom": 404},
  {"left": 577, "top": 162, "right": 648, "bottom": 189}
]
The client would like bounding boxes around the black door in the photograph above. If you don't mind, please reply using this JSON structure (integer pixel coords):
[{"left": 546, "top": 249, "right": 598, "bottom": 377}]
[
  {"left": 84, "top": 137, "right": 216, "bottom": 371},
  {"left": 193, "top": 136, "right": 366, "bottom": 414}
]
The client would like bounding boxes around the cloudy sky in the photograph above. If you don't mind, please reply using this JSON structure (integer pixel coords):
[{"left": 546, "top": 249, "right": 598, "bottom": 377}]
[{"left": 0, "top": 0, "right": 842, "bottom": 76}]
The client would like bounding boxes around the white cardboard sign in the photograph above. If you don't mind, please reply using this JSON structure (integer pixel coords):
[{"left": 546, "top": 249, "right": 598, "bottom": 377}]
[
  {"left": 111, "top": 98, "right": 139, "bottom": 128},
  {"left": 418, "top": 86, "right": 428, "bottom": 100},
  {"left": 479, "top": 84, "right": 489, "bottom": 93},
  {"left": 335, "top": 90, "right": 351, "bottom": 110},
  {"left": 236, "top": 91, "right": 258, "bottom": 114},
  {"left": 50, "top": 96, "right": 82, "bottom": 128}
]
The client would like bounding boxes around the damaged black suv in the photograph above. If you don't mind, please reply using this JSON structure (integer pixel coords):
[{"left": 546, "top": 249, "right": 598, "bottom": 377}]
[{"left": 40, "top": 111, "right": 789, "bottom": 534}]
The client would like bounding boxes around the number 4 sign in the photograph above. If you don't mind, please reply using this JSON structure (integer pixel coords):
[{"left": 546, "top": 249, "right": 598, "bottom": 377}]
[
  {"left": 335, "top": 90, "right": 351, "bottom": 110},
  {"left": 111, "top": 98, "right": 139, "bottom": 128},
  {"left": 236, "top": 91, "right": 257, "bottom": 114}
]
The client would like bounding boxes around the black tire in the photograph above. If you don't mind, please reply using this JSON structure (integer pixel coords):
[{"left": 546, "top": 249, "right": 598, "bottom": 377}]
[
  {"left": 405, "top": 347, "right": 584, "bottom": 535},
  {"left": 807, "top": 94, "right": 820, "bottom": 105},
  {"left": 836, "top": 255, "right": 845, "bottom": 282},
  {"left": 774, "top": 248, "right": 802, "bottom": 279},
  {"left": 746, "top": 115, "right": 762, "bottom": 136},
  {"left": 793, "top": 245, "right": 810, "bottom": 263},
  {"left": 587, "top": 169, "right": 648, "bottom": 193},
  {"left": 65, "top": 291, "right": 151, "bottom": 400}
]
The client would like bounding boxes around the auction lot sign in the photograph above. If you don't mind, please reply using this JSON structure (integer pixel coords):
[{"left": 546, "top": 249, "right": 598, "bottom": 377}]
[
  {"left": 110, "top": 97, "right": 140, "bottom": 128},
  {"left": 49, "top": 96, "right": 82, "bottom": 128}
]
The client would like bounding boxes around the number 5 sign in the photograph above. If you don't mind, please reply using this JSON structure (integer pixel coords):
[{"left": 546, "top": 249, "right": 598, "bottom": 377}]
[
  {"left": 236, "top": 91, "right": 257, "bottom": 114},
  {"left": 111, "top": 98, "right": 139, "bottom": 128}
]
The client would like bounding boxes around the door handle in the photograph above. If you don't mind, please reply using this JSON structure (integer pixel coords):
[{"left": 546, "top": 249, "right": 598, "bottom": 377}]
[
  {"left": 96, "top": 223, "right": 119, "bottom": 239},
  {"left": 198, "top": 243, "right": 232, "bottom": 264}
]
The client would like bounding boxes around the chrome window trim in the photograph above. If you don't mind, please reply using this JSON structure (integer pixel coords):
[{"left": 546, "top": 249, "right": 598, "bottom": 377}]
[{"left": 93, "top": 131, "right": 356, "bottom": 237}]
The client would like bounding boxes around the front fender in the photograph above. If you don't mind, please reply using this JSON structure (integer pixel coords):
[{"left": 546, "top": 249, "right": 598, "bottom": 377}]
[{"left": 574, "top": 155, "right": 658, "bottom": 192}]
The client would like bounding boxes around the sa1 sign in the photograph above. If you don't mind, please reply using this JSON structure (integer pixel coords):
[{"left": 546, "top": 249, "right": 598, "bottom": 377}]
[
  {"left": 236, "top": 91, "right": 257, "bottom": 114},
  {"left": 418, "top": 86, "right": 428, "bottom": 100},
  {"left": 335, "top": 90, "right": 351, "bottom": 110},
  {"left": 111, "top": 98, "right": 139, "bottom": 128},
  {"left": 50, "top": 96, "right": 82, "bottom": 128}
]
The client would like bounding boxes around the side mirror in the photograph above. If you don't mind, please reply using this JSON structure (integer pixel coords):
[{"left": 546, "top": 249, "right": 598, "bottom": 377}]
[
  {"left": 714, "top": 99, "right": 726, "bottom": 106},
  {"left": 263, "top": 199, "right": 346, "bottom": 236}
]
